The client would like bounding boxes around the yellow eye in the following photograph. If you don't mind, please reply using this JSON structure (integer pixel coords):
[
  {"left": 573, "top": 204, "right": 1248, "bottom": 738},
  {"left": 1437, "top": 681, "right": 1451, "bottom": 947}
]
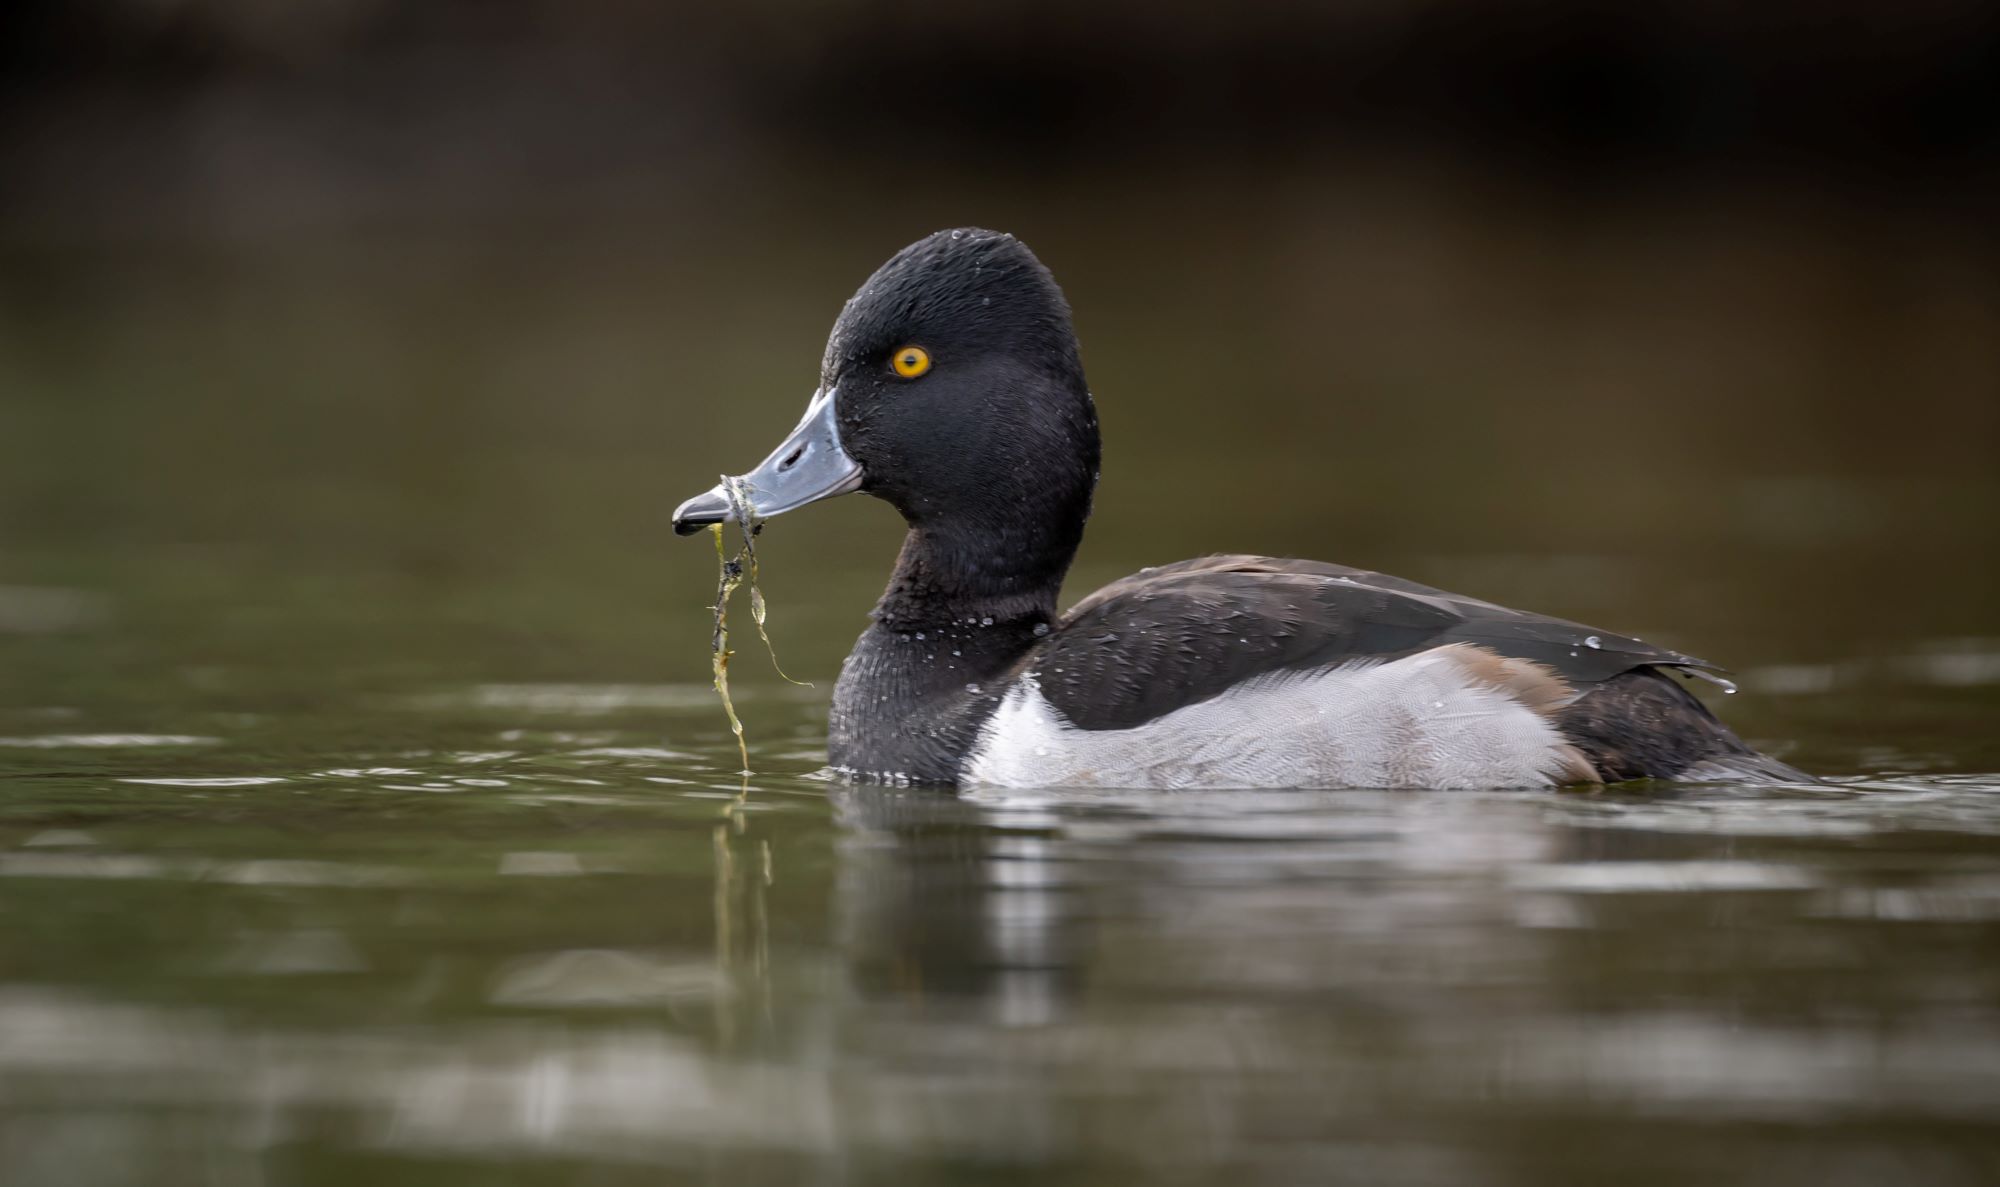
[{"left": 891, "top": 345, "right": 931, "bottom": 378}]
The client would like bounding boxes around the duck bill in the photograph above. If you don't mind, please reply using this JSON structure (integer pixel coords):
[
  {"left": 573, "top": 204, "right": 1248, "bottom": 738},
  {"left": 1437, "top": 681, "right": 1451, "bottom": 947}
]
[{"left": 671, "top": 387, "right": 863, "bottom": 535}]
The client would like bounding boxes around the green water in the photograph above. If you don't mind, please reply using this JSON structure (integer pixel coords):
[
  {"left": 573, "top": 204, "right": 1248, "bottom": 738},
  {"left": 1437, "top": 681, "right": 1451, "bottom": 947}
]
[{"left": 3, "top": 207, "right": 1999, "bottom": 1184}]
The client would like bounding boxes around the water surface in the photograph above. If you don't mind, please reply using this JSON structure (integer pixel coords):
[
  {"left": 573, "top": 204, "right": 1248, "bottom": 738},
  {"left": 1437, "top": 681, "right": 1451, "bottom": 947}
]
[{"left": 3, "top": 208, "right": 1998, "bottom": 1184}]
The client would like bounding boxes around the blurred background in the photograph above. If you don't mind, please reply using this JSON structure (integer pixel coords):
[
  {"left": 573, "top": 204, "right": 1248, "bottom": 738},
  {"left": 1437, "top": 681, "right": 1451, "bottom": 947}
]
[
  {"left": 4, "top": 0, "right": 1997, "bottom": 722},
  {"left": 3, "top": 5, "right": 2000, "bottom": 1185}
]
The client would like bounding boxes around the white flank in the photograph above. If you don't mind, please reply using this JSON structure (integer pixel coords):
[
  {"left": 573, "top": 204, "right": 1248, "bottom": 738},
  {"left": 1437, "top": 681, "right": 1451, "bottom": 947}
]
[{"left": 964, "top": 648, "right": 1578, "bottom": 790}]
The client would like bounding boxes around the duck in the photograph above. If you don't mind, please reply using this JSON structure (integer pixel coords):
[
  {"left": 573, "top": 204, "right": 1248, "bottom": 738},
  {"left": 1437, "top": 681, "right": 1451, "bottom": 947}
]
[{"left": 672, "top": 228, "right": 1809, "bottom": 790}]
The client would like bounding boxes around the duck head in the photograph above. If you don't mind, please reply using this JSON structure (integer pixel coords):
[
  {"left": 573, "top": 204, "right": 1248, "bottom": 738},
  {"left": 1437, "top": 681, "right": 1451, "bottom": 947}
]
[{"left": 673, "top": 229, "right": 1100, "bottom": 577}]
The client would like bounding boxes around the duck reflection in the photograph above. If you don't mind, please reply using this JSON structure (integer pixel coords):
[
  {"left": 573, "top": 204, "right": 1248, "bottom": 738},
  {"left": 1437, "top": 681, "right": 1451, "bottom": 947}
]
[
  {"left": 822, "top": 783, "right": 1813, "bottom": 1030},
  {"left": 830, "top": 785, "right": 1090, "bottom": 1026},
  {"left": 823, "top": 784, "right": 1655, "bottom": 1030}
]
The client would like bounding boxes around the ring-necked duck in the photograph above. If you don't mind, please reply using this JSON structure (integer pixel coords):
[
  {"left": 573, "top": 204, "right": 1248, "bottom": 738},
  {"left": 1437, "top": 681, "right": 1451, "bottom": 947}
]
[{"left": 673, "top": 228, "right": 1809, "bottom": 789}]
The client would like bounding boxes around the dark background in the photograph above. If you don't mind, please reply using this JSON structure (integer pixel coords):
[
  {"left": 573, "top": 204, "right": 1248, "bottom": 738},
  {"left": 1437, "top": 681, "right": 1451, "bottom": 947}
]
[{"left": 5, "top": 1, "right": 1998, "bottom": 233}]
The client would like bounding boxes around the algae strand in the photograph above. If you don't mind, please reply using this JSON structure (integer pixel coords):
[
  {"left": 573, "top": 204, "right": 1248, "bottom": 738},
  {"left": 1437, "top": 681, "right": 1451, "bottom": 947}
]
[
  {"left": 709, "top": 521, "right": 749, "bottom": 774},
  {"left": 721, "top": 476, "right": 809, "bottom": 687},
  {"left": 706, "top": 475, "right": 810, "bottom": 777}
]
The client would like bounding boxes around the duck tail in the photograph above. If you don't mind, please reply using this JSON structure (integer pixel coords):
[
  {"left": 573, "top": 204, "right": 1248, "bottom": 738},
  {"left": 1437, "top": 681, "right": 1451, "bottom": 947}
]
[{"left": 1559, "top": 668, "right": 1819, "bottom": 785}]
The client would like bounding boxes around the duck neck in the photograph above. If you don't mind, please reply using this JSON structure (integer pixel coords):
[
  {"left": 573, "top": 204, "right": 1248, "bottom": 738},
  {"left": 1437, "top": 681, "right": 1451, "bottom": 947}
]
[
  {"left": 861, "top": 514, "right": 1081, "bottom": 689},
  {"left": 873, "top": 514, "right": 1080, "bottom": 631},
  {"left": 827, "top": 513, "right": 1085, "bottom": 782}
]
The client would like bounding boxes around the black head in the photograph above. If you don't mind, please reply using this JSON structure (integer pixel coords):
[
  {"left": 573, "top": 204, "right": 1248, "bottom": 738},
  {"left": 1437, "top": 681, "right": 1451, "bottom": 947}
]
[
  {"left": 674, "top": 229, "right": 1100, "bottom": 597},
  {"left": 823, "top": 229, "right": 1097, "bottom": 530}
]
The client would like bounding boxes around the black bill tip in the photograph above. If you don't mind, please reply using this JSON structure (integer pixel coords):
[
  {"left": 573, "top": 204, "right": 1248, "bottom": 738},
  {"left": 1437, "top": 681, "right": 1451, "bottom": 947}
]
[{"left": 671, "top": 486, "right": 731, "bottom": 536}]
